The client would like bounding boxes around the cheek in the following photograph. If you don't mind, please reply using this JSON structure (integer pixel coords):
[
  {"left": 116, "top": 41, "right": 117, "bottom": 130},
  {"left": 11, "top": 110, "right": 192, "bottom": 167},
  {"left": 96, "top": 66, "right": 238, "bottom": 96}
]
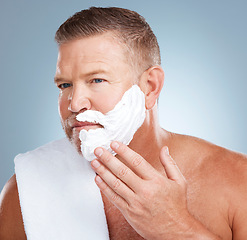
[
  {"left": 58, "top": 92, "right": 69, "bottom": 121},
  {"left": 92, "top": 90, "right": 124, "bottom": 113}
]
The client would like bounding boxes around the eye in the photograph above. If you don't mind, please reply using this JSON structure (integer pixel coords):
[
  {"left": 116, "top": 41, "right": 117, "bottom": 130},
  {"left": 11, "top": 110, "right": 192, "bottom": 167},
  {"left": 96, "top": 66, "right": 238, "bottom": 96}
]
[
  {"left": 58, "top": 83, "right": 72, "bottom": 89},
  {"left": 92, "top": 79, "right": 105, "bottom": 83}
]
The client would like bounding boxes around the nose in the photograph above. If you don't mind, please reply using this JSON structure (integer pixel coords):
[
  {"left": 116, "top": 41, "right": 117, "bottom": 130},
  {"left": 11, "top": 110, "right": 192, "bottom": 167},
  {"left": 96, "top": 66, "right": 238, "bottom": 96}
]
[{"left": 68, "top": 87, "right": 91, "bottom": 113}]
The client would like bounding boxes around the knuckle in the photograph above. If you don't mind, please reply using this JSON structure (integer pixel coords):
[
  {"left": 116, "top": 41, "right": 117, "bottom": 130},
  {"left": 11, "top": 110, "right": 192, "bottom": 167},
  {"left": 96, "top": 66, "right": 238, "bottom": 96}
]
[
  {"left": 126, "top": 205, "right": 135, "bottom": 218},
  {"left": 153, "top": 175, "right": 164, "bottom": 185},
  {"left": 118, "top": 167, "right": 128, "bottom": 178},
  {"left": 110, "top": 192, "right": 119, "bottom": 202},
  {"left": 132, "top": 156, "right": 143, "bottom": 167},
  {"left": 112, "top": 178, "right": 121, "bottom": 190},
  {"left": 128, "top": 152, "right": 143, "bottom": 167},
  {"left": 140, "top": 179, "right": 162, "bottom": 199},
  {"left": 126, "top": 199, "right": 143, "bottom": 217}
]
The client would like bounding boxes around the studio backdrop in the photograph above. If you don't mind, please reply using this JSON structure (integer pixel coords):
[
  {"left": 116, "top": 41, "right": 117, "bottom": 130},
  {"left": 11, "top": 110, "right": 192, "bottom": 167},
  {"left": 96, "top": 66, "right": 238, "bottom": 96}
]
[{"left": 0, "top": 0, "right": 246, "bottom": 190}]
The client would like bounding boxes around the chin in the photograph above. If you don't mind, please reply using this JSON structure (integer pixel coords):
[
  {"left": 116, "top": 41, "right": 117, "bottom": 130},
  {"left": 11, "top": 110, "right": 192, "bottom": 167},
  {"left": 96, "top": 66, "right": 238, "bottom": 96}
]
[
  {"left": 69, "top": 137, "right": 83, "bottom": 155},
  {"left": 63, "top": 125, "right": 82, "bottom": 155}
]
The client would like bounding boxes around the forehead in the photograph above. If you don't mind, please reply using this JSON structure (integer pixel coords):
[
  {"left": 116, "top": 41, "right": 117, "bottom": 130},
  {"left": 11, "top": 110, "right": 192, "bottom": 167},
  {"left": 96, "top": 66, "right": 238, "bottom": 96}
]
[{"left": 56, "top": 33, "right": 128, "bottom": 72}]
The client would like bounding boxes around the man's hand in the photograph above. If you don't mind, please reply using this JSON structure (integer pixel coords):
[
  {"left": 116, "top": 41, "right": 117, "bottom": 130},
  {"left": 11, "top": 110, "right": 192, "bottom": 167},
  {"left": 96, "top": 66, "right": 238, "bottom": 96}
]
[{"left": 91, "top": 142, "right": 220, "bottom": 240}]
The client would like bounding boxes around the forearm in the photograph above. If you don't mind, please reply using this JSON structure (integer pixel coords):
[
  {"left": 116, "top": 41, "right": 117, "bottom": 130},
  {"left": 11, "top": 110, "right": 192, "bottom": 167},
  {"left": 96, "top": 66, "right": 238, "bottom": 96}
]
[{"left": 145, "top": 213, "right": 222, "bottom": 240}]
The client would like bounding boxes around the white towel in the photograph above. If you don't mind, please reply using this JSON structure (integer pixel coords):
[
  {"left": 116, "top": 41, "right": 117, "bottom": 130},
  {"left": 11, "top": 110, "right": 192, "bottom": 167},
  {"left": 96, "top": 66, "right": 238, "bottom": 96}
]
[{"left": 14, "top": 138, "right": 109, "bottom": 240}]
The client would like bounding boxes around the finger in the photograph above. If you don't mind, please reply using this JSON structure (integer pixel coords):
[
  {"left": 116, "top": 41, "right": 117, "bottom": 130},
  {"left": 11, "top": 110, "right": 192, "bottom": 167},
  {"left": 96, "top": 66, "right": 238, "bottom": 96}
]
[
  {"left": 91, "top": 158, "right": 136, "bottom": 201},
  {"left": 94, "top": 175, "right": 127, "bottom": 210},
  {"left": 160, "top": 146, "right": 186, "bottom": 185},
  {"left": 94, "top": 147, "right": 142, "bottom": 192},
  {"left": 110, "top": 141, "right": 157, "bottom": 180}
]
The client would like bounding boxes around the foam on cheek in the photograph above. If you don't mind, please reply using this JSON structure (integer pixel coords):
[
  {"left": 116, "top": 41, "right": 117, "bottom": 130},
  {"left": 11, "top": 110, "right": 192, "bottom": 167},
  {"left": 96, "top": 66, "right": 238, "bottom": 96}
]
[{"left": 76, "top": 85, "right": 146, "bottom": 161}]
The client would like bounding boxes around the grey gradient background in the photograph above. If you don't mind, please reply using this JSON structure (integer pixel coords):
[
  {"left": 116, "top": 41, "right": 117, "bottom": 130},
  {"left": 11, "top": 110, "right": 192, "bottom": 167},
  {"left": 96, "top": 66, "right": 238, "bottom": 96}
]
[{"left": 0, "top": 0, "right": 246, "bottom": 190}]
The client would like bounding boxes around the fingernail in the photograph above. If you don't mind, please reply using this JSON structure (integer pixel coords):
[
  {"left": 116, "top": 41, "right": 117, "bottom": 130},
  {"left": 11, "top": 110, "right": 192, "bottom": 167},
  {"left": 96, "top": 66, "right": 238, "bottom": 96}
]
[
  {"left": 95, "top": 148, "right": 103, "bottom": 157},
  {"left": 111, "top": 141, "right": 119, "bottom": 149},
  {"left": 165, "top": 146, "right": 169, "bottom": 155},
  {"left": 95, "top": 175, "right": 103, "bottom": 183},
  {"left": 92, "top": 160, "right": 100, "bottom": 168}
]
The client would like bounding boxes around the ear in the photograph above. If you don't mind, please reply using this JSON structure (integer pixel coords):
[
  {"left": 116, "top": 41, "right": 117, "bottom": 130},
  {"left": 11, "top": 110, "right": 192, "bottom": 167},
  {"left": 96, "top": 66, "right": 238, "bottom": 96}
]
[{"left": 139, "top": 66, "right": 165, "bottom": 110}]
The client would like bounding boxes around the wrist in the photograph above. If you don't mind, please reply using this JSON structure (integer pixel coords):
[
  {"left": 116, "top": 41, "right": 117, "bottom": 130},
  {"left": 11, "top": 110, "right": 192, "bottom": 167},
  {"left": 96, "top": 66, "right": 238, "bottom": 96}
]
[{"left": 181, "top": 214, "right": 222, "bottom": 240}]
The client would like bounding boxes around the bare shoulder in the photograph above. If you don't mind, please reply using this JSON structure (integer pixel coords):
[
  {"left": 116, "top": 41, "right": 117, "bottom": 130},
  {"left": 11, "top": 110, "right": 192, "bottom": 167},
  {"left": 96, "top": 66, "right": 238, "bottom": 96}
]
[
  {"left": 173, "top": 133, "right": 247, "bottom": 190},
  {"left": 170, "top": 133, "right": 247, "bottom": 239},
  {"left": 170, "top": 132, "right": 247, "bottom": 175},
  {"left": 212, "top": 145, "right": 247, "bottom": 239},
  {"left": 0, "top": 175, "right": 27, "bottom": 240}
]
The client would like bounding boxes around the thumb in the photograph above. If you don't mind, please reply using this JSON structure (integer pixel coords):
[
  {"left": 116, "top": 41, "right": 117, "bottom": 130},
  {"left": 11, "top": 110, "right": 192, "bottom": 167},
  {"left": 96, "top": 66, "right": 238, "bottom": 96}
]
[{"left": 160, "top": 146, "right": 186, "bottom": 185}]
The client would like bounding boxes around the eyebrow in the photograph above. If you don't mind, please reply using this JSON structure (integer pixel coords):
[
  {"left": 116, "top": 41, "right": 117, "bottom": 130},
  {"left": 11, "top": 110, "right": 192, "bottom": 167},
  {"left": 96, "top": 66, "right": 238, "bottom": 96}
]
[
  {"left": 79, "top": 69, "right": 109, "bottom": 79},
  {"left": 54, "top": 77, "right": 65, "bottom": 84},
  {"left": 54, "top": 69, "right": 109, "bottom": 84}
]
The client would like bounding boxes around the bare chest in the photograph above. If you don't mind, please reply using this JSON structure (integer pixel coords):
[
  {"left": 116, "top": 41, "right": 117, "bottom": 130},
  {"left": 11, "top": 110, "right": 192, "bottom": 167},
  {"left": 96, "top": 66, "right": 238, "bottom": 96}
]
[
  {"left": 102, "top": 195, "right": 144, "bottom": 240},
  {"left": 184, "top": 175, "right": 233, "bottom": 239},
  {"left": 102, "top": 179, "right": 232, "bottom": 240}
]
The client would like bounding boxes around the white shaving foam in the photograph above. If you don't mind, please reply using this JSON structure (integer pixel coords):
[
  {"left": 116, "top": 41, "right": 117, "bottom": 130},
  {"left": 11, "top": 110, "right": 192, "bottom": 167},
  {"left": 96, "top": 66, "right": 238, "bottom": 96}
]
[{"left": 76, "top": 85, "right": 146, "bottom": 161}]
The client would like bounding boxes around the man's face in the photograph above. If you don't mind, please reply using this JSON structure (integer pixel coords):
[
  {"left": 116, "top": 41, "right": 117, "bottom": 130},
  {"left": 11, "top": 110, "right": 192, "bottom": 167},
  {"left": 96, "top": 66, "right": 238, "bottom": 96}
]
[{"left": 54, "top": 33, "right": 135, "bottom": 152}]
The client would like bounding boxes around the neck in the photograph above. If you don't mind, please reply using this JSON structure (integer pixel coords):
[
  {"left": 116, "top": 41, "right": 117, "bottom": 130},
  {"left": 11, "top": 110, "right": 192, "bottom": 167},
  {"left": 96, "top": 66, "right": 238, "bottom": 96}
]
[{"left": 128, "top": 105, "right": 171, "bottom": 170}]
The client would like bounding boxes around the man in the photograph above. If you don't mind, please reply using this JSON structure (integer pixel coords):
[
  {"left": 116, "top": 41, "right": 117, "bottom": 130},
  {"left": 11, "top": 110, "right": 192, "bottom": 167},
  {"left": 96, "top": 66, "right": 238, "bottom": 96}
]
[{"left": 0, "top": 6, "right": 247, "bottom": 240}]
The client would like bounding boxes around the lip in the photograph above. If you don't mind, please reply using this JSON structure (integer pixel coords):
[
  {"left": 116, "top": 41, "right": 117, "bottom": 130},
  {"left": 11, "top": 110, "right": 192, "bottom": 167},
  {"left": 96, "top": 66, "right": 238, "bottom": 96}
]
[{"left": 71, "top": 121, "right": 103, "bottom": 131}]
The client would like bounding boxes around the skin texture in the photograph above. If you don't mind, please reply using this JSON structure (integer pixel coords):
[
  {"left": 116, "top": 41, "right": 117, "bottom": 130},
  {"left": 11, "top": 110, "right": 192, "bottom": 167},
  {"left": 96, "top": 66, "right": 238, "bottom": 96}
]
[
  {"left": 0, "top": 175, "right": 26, "bottom": 240},
  {"left": 1, "top": 32, "right": 247, "bottom": 239},
  {"left": 55, "top": 33, "right": 135, "bottom": 153}
]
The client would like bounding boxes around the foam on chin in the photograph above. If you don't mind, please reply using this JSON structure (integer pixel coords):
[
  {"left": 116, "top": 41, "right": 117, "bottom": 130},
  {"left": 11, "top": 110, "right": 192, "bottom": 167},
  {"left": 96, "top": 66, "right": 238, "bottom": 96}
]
[{"left": 76, "top": 85, "right": 146, "bottom": 161}]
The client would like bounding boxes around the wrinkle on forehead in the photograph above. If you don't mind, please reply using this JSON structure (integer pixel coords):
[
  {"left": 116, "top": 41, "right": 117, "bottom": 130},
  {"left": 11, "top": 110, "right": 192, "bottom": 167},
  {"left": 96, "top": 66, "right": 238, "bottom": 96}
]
[
  {"left": 57, "top": 33, "right": 128, "bottom": 62},
  {"left": 57, "top": 35, "right": 127, "bottom": 64},
  {"left": 55, "top": 33, "right": 134, "bottom": 82}
]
